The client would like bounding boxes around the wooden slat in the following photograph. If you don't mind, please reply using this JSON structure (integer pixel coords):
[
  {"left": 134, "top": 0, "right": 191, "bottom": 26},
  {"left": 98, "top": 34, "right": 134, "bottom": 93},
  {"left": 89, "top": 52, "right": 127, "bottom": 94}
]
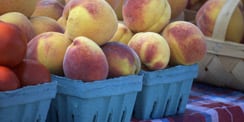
[
  {"left": 232, "top": 61, "right": 244, "bottom": 82},
  {"left": 212, "top": 0, "right": 240, "bottom": 40},
  {"left": 205, "top": 37, "right": 244, "bottom": 59}
]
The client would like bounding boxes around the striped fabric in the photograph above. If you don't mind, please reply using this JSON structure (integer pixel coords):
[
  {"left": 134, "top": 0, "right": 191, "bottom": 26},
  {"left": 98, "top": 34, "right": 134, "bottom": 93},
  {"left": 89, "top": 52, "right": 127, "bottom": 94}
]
[{"left": 132, "top": 82, "right": 244, "bottom": 122}]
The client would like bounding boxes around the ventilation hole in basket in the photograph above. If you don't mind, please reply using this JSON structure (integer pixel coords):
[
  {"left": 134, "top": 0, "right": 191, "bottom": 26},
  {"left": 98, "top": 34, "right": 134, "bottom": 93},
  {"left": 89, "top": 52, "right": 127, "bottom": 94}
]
[
  {"left": 71, "top": 114, "right": 75, "bottom": 122},
  {"left": 56, "top": 109, "right": 60, "bottom": 122},
  {"left": 176, "top": 97, "right": 183, "bottom": 113},
  {"left": 150, "top": 101, "right": 157, "bottom": 118},
  {"left": 107, "top": 113, "right": 112, "bottom": 122},
  {"left": 93, "top": 114, "right": 97, "bottom": 122},
  {"left": 163, "top": 99, "right": 170, "bottom": 116},
  {"left": 204, "top": 67, "right": 208, "bottom": 72},
  {"left": 120, "top": 110, "right": 126, "bottom": 122},
  {"left": 36, "top": 116, "right": 41, "bottom": 122}
]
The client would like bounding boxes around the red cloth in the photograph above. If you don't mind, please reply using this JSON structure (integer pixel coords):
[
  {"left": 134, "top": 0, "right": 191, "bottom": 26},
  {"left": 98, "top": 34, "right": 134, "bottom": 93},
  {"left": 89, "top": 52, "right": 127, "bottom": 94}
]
[{"left": 132, "top": 82, "right": 244, "bottom": 122}]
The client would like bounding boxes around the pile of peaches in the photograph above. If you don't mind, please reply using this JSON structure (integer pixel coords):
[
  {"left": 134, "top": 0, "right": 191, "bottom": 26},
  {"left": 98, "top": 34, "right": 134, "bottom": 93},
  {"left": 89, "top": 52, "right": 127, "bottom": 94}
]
[{"left": 0, "top": 0, "right": 243, "bottom": 91}]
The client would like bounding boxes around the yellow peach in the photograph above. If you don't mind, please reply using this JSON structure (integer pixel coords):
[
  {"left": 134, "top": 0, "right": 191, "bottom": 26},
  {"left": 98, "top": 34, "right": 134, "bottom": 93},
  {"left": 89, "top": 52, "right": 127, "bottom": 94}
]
[
  {"left": 162, "top": 21, "right": 207, "bottom": 65},
  {"left": 62, "top": 0, "right": 118, "bottom": 45},
  {"left": 128, "top": 32, "right": 170, "bottom": 70},
  {"left": 123, "top": 0, "right": 171, "bottom": 33},
  {"left": 109, "top": 22, "right": 134, "bottom": 44},
  {"left": 101, "top": 42, "right": 141, "bottom": 78},
  {"left": 26, "top": 32, "right": 72, "bottom": 75}
]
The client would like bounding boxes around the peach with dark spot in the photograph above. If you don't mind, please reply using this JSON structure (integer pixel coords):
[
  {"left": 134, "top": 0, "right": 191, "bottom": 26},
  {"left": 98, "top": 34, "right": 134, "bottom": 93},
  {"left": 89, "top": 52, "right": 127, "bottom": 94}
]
[
  {"left": 122, "top": 0, "right": 171, "bottom": 33},
  {"left": 26, "top": 32, "right": 72, "bottom": 75},
  {"left": 62, "top": 0, "right": 118, "bottom": 45},
  {"left": 162, "top": 21, "right": 207, "bottom": 65},
  {"left": 128, "top": 32, "right": 170, "bottom": 71},
  {"left": 63, "top": 36, "right": 109, "bottom": 82},
  {"left": 101, "top": 42, "right": 141, "bottom": 78}
]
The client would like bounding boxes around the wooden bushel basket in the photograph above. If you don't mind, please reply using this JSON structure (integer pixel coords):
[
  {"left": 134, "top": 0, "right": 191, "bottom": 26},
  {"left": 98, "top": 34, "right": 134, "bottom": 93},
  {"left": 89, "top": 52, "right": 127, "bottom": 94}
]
[{"left": 196, "top": 0, "right": 244, "bottom": 91}]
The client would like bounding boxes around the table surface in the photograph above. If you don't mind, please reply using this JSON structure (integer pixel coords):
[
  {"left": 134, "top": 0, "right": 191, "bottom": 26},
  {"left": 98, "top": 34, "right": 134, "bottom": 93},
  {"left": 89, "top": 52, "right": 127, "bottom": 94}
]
[{"left": 132, "top": 82, "right": 244, "bottom": 122}]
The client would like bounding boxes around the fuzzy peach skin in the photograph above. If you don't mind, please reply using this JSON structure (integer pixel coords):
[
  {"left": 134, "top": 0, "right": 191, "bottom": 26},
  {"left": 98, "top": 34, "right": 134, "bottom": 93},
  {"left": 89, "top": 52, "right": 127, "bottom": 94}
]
[
  {"left": 30, "top": 16, "right": 64, "bottom": 36},
  {"left": 62, "top": 0, "right": 118, "bottom": 45},
  {"left": 128, "top": 32, "right": 170, "bottom": 71},
  {"left": 0, "top": 0, "right": 38, "bottom": 17},
  {"left": 0, "top": 21, "right": 27, "bottom": 68},
  {"left": 0, "top": 12, "right": 35, "bottom": 43},
  {"left": 123, "top": 0, "right": 171, "bottom": 33},
  {"left": 196, "top": 0, "right": 244, "bottom": 43},
  {"left": 63, "top": 36, "right": 109, "bottom": 82},
  {"left": 109, "top": 21, "right": 134, "bottom": 44},
  {"left": 26, "top": 32, "right": 72, "bottom": 75},
  {"left": 168, "top": 0, "right": 188, "bottom": 19},
  {"left": 32, "top": 0, "right": 64, "bottom": 20},
  {"left": 101, "top": 42, "right": 141, "bottom": 78},
  {"left": 162, "top": 21, "right": 207, "bottom": 65}
]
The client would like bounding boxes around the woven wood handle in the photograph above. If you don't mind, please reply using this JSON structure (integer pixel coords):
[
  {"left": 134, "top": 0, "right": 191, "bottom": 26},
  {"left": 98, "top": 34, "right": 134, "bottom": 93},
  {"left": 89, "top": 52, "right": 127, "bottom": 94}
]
[{"left": 212, "top": 0, "right": 240, "bottom": 40}]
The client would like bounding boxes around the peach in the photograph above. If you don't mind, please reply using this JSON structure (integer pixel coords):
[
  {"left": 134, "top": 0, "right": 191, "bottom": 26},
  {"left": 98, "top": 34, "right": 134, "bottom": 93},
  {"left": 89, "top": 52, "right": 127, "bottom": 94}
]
[
  {"left": 101, "top": 42, "right": 141, "bottom": 78},
  {"left": 0, "top": 12, "right": 35, "bottom": 42},
  {"left": 12, "top": 59, "right": 51, "bottom": 87},
  {"left": 26, "top": 32, "right": 72, "bottom": 75},
  {"left": 0, "top": 0, "right": 38, "bottom": 17},
  {"left": 63, "top": 36, "right": 109, "bottom": 82},
  {"left": 30, "top": 16, "right": 64, "bottom": 36},
  {"left": 109, "top": 21, "right": 134, "bottom": 44},
  {"left": 168, "top": 0, "right": 188, "bottom": 19},
  {"left": 128, "top": 32, "right": 170, "bottom": 70},
  {"left": 162, "top": 21, "right": 207, "bottom": 65},
  {"left": 62, "top": 0, "right": 118, "bottom": 45},
  {"left": 0, "top": 66, "right": 20, "bottom": 91},
  {"left": 32, "top": 0, "right": 64, "bottom": 20},
  {"left": 0, "top": 21, "right": 27, "bottom": 68},
  {"left": 196, "top": 0, "right": 244, "bottom": 43},
  {"left": 122, "top": 0, "right": 171, "bottom": 33}
]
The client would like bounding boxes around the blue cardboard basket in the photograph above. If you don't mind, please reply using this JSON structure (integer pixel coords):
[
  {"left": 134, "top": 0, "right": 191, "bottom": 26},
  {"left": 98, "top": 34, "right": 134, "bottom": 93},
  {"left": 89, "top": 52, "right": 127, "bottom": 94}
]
[
  {"left": 0, "top": 81, "right": 57, "bottom": 122},
  {"left": 47, "top": 74, "right": 143, "bottom": 122},
  {"left": 133, "top": 64, "right": 198, "bottom": 120}
]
